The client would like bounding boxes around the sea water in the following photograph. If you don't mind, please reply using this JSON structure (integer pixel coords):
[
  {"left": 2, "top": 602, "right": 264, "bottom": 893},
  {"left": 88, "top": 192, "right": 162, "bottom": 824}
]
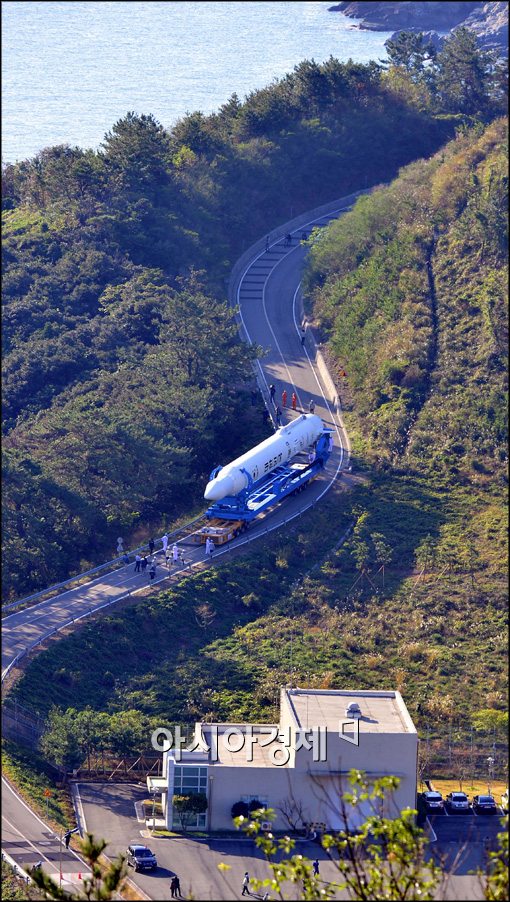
[{"left": 2, "top": 1, "right": 393, "bottom": 163}]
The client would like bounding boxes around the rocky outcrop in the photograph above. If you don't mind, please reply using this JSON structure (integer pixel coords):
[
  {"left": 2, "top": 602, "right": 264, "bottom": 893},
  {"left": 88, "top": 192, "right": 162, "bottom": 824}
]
[
  {"left": 329, "top": 1, "right": 508, "bottom": 55},
  {"left": 329, "top": 2, "right": 480, "bottom": 31},
  {"left": 461, "top": 2, "right": 508, "bottom": 52}
]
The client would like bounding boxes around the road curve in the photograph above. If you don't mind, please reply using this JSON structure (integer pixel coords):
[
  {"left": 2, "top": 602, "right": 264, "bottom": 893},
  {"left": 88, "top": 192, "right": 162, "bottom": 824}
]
[{"left": 1, "top": 196, "right": 357, "bottom": 893}]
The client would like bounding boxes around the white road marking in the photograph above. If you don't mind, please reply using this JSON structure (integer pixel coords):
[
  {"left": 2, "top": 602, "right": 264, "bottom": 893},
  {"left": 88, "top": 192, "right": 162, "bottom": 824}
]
[{"left": 73, "top": 784, "right": 87, "bottom": 834}]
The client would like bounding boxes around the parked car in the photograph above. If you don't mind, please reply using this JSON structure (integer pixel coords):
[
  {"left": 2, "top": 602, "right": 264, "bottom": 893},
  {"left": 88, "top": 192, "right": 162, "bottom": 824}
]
[
  {"left": 445, "top": 791, "right": 470, "bottom": 812},
  {"left": 126, "top": 844, "right": 157, "bottom": 871},
  {"left": 422, "top": 791, "right": 445, "bottom": 812},
  {"left": 472, "top": 794, "right": 498, "bottom": 815}
]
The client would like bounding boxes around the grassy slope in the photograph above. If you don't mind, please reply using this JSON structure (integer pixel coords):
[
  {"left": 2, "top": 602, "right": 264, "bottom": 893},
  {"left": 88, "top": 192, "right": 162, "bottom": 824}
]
[{"left": 8, "top": 121, "right": 508, "bottom": 782}]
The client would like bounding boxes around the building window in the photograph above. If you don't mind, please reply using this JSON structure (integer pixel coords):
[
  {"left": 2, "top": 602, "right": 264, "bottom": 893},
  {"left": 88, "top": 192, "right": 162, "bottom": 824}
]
[{"left": 172, "top": 765, "right": 208, "bottom": 829}]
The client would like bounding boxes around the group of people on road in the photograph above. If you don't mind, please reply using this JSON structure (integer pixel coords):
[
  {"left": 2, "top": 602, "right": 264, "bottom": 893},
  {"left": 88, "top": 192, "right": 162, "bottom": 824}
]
[
  {"left": 268, "top": 381, "right": 315, "bottom": 425},
  {"left": 170, "top": 873, "right": 182, "bottom": 897},
  {"left": 264, "top": 230, "right": 307, "bottom": 253},
  {"left": 130, "top": 532, "right": 187, "bottom": 580}
]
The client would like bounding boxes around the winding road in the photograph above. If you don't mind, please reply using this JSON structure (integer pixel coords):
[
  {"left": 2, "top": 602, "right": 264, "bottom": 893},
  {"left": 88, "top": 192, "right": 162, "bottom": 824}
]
[{"left": 1, "top": 195, "right": 357, "bottom": 895}]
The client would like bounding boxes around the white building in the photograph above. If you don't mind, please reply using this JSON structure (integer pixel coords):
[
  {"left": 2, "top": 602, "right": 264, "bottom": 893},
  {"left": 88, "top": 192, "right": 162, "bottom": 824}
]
[{"left": 148, "top": 687, "right": 418, "bottom": 832}]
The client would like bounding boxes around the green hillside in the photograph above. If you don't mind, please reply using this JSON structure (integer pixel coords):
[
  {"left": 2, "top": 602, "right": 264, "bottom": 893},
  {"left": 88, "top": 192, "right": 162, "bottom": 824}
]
[
  {"left": 9, "top": 121, "right": 508, "bottom": 778},
  {"left": 3, "top": 35, "right": 505, "bottom": 601}
]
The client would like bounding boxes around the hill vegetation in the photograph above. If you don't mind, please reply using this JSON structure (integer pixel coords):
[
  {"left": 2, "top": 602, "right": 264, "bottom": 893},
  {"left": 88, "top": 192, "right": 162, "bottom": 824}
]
[
  {"left": 2, "top": 32, "right": 506, "bottom": 601},
  {"left": 2, "top": 35, "right": 508, "bottom": 795},
  {"left": 9, "top": 117, "right": 508, "bottom": 783}
]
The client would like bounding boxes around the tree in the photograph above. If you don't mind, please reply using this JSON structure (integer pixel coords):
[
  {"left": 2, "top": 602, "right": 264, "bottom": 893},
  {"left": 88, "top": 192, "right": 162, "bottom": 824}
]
[
  {"left": 40, "top": 707, "right": 83, "bottom": 775},
  {"left": 101, "top": 112, "right": 170, "bottom": 194},
  {"left": 483, "top": 822, "right": 509, "bottom": 901},
  {"left": 415, "top": 534, "right": 437, "bottom": 572},
  {"left": 231, "top": 800, "right": 250, "bottom": 819},
  {"left": 231, "top": 771, "right": 446, "bottom": 900},
  {"left": 371, "top": 531, "right": 393, "bottom": 588},
  {"left": 434, "top": 28, "right": 495, "bottom": 117},
  {"left": 172, "top": 792, "right": 208, "bottom": 832},
  {"left": 472, "top": 709, "right": 508, "bottom": 741},
  {"left": 385, "top": 31, "right": 436, "bottom": 74},
  {"left": 31, "top": 833, "right": 126, "bottom": 900},
  {"left": 277, "top": 797, "right": 307, "bottom": 832}
]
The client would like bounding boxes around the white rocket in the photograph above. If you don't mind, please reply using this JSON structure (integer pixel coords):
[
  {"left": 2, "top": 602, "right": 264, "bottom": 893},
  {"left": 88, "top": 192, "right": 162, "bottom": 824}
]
[{"left": 204, "top": 414, "right": 324, "bottom": 502}]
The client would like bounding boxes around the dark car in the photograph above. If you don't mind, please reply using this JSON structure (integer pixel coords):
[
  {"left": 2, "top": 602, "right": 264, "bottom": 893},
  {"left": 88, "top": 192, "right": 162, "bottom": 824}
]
[
  {"left": 422, "top": 791, "right": 445, "bottom": 813},
  {"left": 127, "top": 844, "right": 157, "bottom": 871},
  {"left": 445, "top": 791, "right": 470, "bottom": 812},
  {"left": 473, "top": 794, "right": 498, "bottom": 815}
]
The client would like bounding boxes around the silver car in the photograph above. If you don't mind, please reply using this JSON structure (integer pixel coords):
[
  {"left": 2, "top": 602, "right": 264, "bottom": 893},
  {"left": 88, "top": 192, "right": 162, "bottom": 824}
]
[{"left": 445, "top": 791, "right": 470, "bottom": 812}]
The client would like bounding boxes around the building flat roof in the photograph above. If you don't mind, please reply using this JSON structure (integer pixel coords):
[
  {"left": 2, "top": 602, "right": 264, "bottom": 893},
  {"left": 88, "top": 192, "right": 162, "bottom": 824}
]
[
  {"left": 285, "top": 688, "right": 416, "bottom": 734},
  {"left": 200, "top": 724, "right": 291, "bottom": 768}
]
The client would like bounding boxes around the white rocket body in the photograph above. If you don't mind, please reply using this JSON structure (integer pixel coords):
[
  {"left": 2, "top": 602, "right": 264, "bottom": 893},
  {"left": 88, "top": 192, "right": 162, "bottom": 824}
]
[{"left": 204, "top": 414, "right": 324, "bottom": 502}]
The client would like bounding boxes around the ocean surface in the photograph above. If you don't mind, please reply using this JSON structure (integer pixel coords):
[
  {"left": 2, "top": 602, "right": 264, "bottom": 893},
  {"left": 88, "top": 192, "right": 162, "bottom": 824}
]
[{"left": 2, "top": 1, "right": 394, "bottom": 164}]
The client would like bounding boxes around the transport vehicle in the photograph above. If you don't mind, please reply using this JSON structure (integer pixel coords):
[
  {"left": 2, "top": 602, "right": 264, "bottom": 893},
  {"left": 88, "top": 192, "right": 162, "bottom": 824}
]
[
  {"left": 422, "top": 791, "right": 445, "bottom": 812},
  {"left": 472, "top": 794, "right": 498, "bottom": 814},
  {"left": 127, "top": 844, "right": 157, "bottom": 871},
  {"left": 445, "top": 791, "right": 470, "bottom": 812},
  {"left": 204, "top": 414, "right": 333, "bottom": 529}
]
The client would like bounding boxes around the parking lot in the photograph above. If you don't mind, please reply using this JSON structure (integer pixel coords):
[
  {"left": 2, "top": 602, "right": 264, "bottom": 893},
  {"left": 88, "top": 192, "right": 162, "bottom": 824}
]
[
  {"left": 426, "top": 806, "right": 505, "bottom": 884},
  {"left": 74, "top": 783, "right": 505, "bottom": 901},
  {"left": 73, "top": 782, "right": 346, "bottom": 900}
]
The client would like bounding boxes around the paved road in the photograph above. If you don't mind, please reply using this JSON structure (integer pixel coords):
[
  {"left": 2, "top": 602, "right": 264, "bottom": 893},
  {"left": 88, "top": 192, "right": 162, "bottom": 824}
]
[
  {"left": 1, "top": 202, "right": 354, "bottom": 896},
  {"left": 2, "top": 200, "right": 492, "bottom": 900},
  {"left": 75, "top": 782, "right": 349, "bottom": 901}
]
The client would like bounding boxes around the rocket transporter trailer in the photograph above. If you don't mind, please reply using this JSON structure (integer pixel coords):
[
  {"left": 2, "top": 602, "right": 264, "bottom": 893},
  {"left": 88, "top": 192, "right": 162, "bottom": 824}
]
[{"left": 200, "top": 414, "right": 333, "bottom": 538}]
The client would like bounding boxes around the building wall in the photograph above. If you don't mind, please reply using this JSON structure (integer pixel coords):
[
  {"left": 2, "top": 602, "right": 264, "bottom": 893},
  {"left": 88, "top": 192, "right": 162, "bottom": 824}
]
[{"left": 206, "top": 740, "right": 417, "bottom": 832}]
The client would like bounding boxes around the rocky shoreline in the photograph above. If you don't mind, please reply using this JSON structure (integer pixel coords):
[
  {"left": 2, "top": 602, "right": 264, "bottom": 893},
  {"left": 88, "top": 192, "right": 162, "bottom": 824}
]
[{"left": 329, "top": 2, "right": 508, "bottom": 55}]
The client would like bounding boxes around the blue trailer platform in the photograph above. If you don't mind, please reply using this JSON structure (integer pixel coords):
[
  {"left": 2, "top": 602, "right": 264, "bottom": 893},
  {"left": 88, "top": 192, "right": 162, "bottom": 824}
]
[{"left": 205, "top": 429, "right": 333, "bottom": 522}]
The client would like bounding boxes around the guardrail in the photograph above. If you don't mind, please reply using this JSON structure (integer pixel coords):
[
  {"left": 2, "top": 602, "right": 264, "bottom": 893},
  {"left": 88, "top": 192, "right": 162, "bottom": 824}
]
[
  {"left": 2, "top": 513, "right": 207, "bottom": 615},
  {"left": 1, "top": 849, "right": 32, "bottom": 888}
]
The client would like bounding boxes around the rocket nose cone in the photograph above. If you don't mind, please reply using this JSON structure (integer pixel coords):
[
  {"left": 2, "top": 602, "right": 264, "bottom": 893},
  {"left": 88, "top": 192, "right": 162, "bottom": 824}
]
[
  {"left": 204, "top": 480, "right": 220, "bottom": 502},
  {"left": 204, "top": 473, "right": 236, "bottom": 502}
]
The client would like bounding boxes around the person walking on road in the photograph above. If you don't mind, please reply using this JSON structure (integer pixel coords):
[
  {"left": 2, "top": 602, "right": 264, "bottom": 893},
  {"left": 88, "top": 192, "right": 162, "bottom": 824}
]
[
  {"left": 174, "top": 876, "right": 181, "bottom": 897},
  {"left": 301, "top": 327, "right": 306, "bottom": 347},
  {"left": 313, "top": 859, "right": 320, "bottom": 876},
  {"left": 242, "top": 872, "right": 250, "bottom": 895},
  {"left": 275, "top": 406, "right": 282, "bottom": 427},
  {"left": 282, "top": 389, "right": 287, "bottom": 408},
  {"left": 205, "top": 537, "right": 215, "bottom": 558},
  {"left": 170, "top": 875, "right": 178, "bottom": 897},
  {"left": 149, "top": 562, "right": 156, "bottom": 582},
  {"left": 141, "top": 555, "right": 148, "bottom": 573},
  {"left": 149, "top": 537, "right": 155, "bottom": 555},
  {"left": 161, "top": 533, "right": 169, "bottom": 555},
  {"left": 134, "top": 554, "right": 141, "bottom": 573},
  {"left": 269, "top": 384, "right": 276, "bottom": 404},
  {"left": 172, "top": 543, "right": 180, "bottom": 566},
  {"left": 291, "top": 392, "right": 297, "bottom": 411},
  {"left": 309, "top": 399, "right": 315, "bottom": 414}
]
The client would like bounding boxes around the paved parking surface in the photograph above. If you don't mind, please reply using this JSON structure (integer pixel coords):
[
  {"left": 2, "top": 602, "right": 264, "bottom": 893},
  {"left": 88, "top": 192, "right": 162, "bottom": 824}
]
[
  {"left": 426, "top": 808, "right": 506, "bottom": 898},
  {"left": 74, "top": 782, "right": 348, "bottom": 900},
  {"left": 74, "top": 783, "right": 503, "bottom": 901}
]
